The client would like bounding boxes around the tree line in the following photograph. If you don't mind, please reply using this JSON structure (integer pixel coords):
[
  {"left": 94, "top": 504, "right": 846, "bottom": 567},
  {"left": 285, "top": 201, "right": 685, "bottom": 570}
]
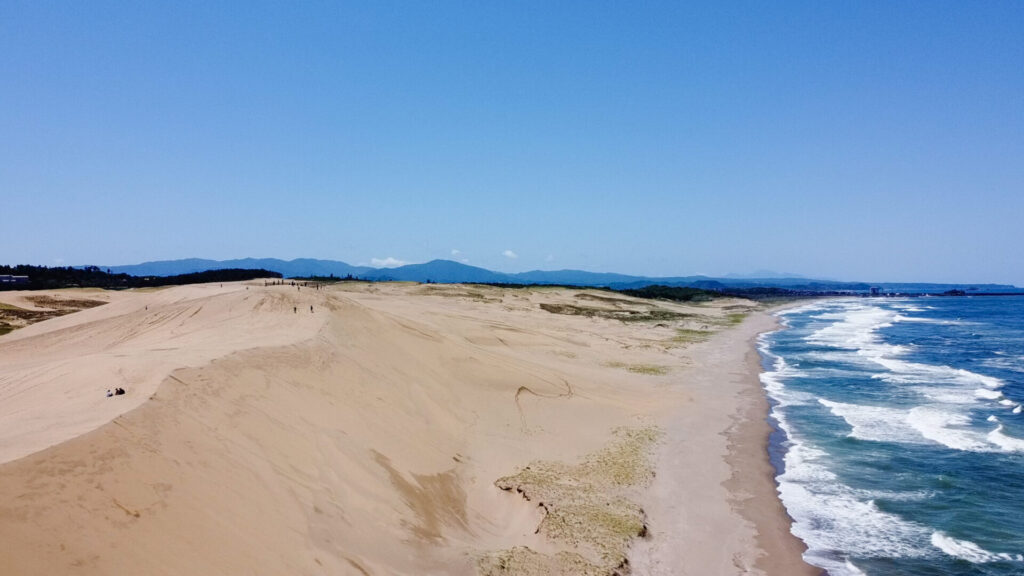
[{"left": 0, "top": 265, "right": 282, "bottom": 291}]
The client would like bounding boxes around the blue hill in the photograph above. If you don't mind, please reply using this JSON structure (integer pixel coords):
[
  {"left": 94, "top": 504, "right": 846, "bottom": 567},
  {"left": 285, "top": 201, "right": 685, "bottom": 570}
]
[
  {"left": 363, "top": 260, "right": 510, "bottom": 283},
  {"left": 104, "top": 258, "right": 373, "bottom": 279}
]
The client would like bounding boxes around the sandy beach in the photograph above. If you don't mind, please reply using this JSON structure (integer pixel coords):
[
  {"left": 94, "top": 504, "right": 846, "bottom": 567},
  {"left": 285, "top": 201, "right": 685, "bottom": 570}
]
[{"left": 0, "top": 281, "right": 817, "bottom": 575}]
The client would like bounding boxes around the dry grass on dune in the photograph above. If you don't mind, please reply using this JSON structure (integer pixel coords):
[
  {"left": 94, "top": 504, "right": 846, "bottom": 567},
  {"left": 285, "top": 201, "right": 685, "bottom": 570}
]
[
  {"left": 0, "top": 293, "right": 106, "bottom": 335},
  {"left": 483, "top": 427, "right": 660, "bottom": 575}
]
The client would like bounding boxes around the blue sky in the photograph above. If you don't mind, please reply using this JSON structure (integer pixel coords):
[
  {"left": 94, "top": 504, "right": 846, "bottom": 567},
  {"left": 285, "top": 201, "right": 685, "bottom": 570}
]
[{"left": 2, "top": 2, "right": 1022, "bottom": 284}]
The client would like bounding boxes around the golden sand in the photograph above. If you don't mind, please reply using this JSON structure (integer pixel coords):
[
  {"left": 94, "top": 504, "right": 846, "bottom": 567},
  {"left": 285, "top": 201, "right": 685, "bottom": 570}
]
[{"left": 0, "top": 282, "right": 816, "bottom": 575}]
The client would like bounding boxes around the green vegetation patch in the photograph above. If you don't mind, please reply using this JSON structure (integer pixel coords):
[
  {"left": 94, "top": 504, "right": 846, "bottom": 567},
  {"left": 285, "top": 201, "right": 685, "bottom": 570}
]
[
  {"left": 605, "top": 361, "right": 669, "bottom": 376},
  {"left": 722, "top": 312, "right": 748, "bottom": 326},
  {"left": 539, "top": 303, "right": 692, "bottom": 323},
  {"left": 627, "top": 364, "right": 668, "bottom": 376},
  {"left": 539, "top": 303, "right": 621, "bottom": 318},
  {"left": 24, "top": 296, "right": 106, "bottom": 311},
  {"left": 478, "top": 547, "right": 604, "bottom": 576},
  {"left": 0, "top": 305, "right": 51, "bottom": 330},
  {"left": 573, "top": 293, "right": 641, "bottom": 306},
  {"left": 620, "top": 309, "right": 694, "bottom": 323},
  {"left": 418, "top": 285, "right": 499, "bottom": 302},
  {"left": 0, "top": 297, "right": 106, "bottom": 335},
  {"left": 0, "top": 265, "right": 281, "bottom": 291},
  {"left": 672, "top": 328, "right": 711, "bottom": 344},
  {"left": 485, "top": 427, "right": 660, "bottom": 574},
  {"left": 617, "top": 285, "right": 718, "bottom": 302}
]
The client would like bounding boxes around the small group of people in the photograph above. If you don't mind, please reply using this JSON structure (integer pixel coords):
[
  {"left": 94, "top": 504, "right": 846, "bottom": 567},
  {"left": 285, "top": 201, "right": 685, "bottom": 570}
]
[
  {"left": 106, "top": 387, "right": 126, "bottom": 397},
  {"left": 265, "top": 280, "right": 325, "bottom": 291}
]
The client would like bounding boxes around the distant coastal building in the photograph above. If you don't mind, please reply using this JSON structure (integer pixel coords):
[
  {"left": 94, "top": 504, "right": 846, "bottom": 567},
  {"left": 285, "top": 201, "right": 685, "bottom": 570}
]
[
  {"left": 0, "top": 275, "right": 29, "bottom": 285},
  {"left": 870, "top": 286, "right": 880, "bottom": 296}
]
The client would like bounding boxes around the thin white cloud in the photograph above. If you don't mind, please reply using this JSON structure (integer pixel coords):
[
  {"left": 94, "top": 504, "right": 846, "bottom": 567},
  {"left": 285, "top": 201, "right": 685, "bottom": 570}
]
[
  {"left": 370, "top": 257, "right": 408, "bottom": 268},
  {"left": 451, "top": 249, "right": 461, "bottom": 256},
  {"left": 545, "top": 254, "right": 555, "bottom": 262},
  {"left": 502, "top": 250, "right": 518, "bottom": 259}
]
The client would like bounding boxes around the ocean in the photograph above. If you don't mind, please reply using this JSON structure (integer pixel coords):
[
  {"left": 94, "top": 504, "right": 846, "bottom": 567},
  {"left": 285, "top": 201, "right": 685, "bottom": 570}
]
[{"left": 759, "top": 296, "right": 1024, "bottom": 576}]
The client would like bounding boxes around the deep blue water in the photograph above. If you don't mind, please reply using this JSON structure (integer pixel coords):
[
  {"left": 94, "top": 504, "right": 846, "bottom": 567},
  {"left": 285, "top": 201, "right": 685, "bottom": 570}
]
[{"left": 760, "top": 296, "right": 1024, "bottom": 576}]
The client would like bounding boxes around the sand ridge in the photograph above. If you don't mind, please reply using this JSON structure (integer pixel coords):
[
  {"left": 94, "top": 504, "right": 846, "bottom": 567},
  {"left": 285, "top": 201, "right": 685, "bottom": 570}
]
[
  {"left": 0, "top": 281, "right": 813, "bottom": 574},
  {"left": 0, "top": 283, "right": 329, "bottom": 465}
]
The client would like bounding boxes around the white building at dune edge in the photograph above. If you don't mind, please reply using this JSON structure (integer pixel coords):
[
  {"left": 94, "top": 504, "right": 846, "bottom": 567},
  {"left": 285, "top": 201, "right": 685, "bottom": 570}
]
[{"left": 0, "top": 275, "right": 29, "bottom": 285}]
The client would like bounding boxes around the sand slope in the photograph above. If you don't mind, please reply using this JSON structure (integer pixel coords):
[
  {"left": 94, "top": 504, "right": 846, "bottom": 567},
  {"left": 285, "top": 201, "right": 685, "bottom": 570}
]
[
  {"left": 0, "top": 282, "right": 814, "bottom": 575},
  {"left": 0, "top": 283, "right": 327, "bottom": 464}
]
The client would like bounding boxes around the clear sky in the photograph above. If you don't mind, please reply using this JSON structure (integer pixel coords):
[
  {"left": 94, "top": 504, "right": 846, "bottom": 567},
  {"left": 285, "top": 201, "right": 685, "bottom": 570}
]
[{"left": 2, "top": 2, "right": 1022, "bottom": 284}]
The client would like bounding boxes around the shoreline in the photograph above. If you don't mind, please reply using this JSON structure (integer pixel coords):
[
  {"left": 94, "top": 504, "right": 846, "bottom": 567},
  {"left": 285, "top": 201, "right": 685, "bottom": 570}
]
[
  {"left": 629, "top": 309, "right": 821, "bottom": 575},
  {"left": 728, "top": 312, "right": 822, "bottom": 575}
]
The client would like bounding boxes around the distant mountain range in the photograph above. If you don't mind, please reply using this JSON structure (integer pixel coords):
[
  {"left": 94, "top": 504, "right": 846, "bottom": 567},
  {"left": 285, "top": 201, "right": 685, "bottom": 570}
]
[
  {"left": 90, "top": 258, "right": 1022, "bottom": 294},
  {"left": 103, "top": 258, "right": 374, "bottom": 280}
]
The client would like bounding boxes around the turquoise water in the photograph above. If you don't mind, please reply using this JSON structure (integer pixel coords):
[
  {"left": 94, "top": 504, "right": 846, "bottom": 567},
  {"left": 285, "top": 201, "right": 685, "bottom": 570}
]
[{"left": 760, "top": 297, "right": 1024, "bottom": 575}]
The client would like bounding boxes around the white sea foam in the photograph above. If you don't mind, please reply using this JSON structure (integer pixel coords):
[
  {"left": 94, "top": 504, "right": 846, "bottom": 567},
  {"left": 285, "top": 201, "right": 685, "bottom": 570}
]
[
  {"left": 778, "top": 439, "right": 931, "bottom": 562},
  {"left": 760, "top": 312, "right": 932, "bottom": 576},
  {"left": 914, "top": 386, "right": 982, "bottom": 405},
  {"left": 1015, "top": 405, "right": 1022, "bottom": 414},
  {"left": 896, "top": 315, "right": 969, "bottom": 326},
  {"left": 931, "top": 531, "right": 1024, "bottom": 562},
  {"left": 818, "top": 399, "right": 925, "bottom": 444},
  {"left": 802, "top": 553, "right": 870, "bottom": 576},
  {"left": 975, "top": 388, "right": 1003, "bottom": 400},
  {"left": 840, "top": 559, "right": 868, "bottom": 576},
  {"left": 778, "top": 301, "right": 832, "bottom": 317},
  {"left": 806, "top": 303, "right": 897, "bottom": 345},
  {"left": 988, "top": 424, "right": 1024, "bottom": 453},
  {"left": 763, "top": 299, "right": 1024, "bottom": 574},
  {"left": 804, "top": 302, "right": 1004, "bottom": 400},
  {"left": 803, "top": 350, "right": 872, "bottom": 366},
  {"left": 851, "top": 488, "right": 936, "bottom": 504},
  {"left": 769, "top": 396, "right": 932, "bottom": 563},
  {"left": 760, "top": 372, "right": 814, "bottom": 407},
  {"left": 818, "top": 398, "right": 1017, "bottom": 451},
  {"left": 800, "top": 365, "right": 871, "bottom": 380},
  {"left": 1001, "top": 399, "right": 1017, "bottom": 406},
  {"left": 816, "top": 401, "right": 1024, "bottom": 453},
  {"left": 907, "top": 407, "right": 990, "bottom": 452},
  {"left": 807, "top": 303, "right": 909, "bottom": 360},
  {"left": 983, "top": 355, "right": 1024, "bottom": 373},
  {"left": 872, "top": 357, "right": 1004, "bottom": 389},
  {"left": 757, "top": 346, "right": 815, "bottom": 407},
  {"left": 811, "top": 311, "right": 850, "bottom": 321}
]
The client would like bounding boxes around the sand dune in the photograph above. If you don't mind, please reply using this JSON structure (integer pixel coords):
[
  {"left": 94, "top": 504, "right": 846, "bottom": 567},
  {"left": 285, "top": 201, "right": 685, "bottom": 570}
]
[
  {"left": 0, "top": 282, "right": 815, "bottom": 575},
  {"left": 0, "top": 283, "right": 327, "bottom": 464}
]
